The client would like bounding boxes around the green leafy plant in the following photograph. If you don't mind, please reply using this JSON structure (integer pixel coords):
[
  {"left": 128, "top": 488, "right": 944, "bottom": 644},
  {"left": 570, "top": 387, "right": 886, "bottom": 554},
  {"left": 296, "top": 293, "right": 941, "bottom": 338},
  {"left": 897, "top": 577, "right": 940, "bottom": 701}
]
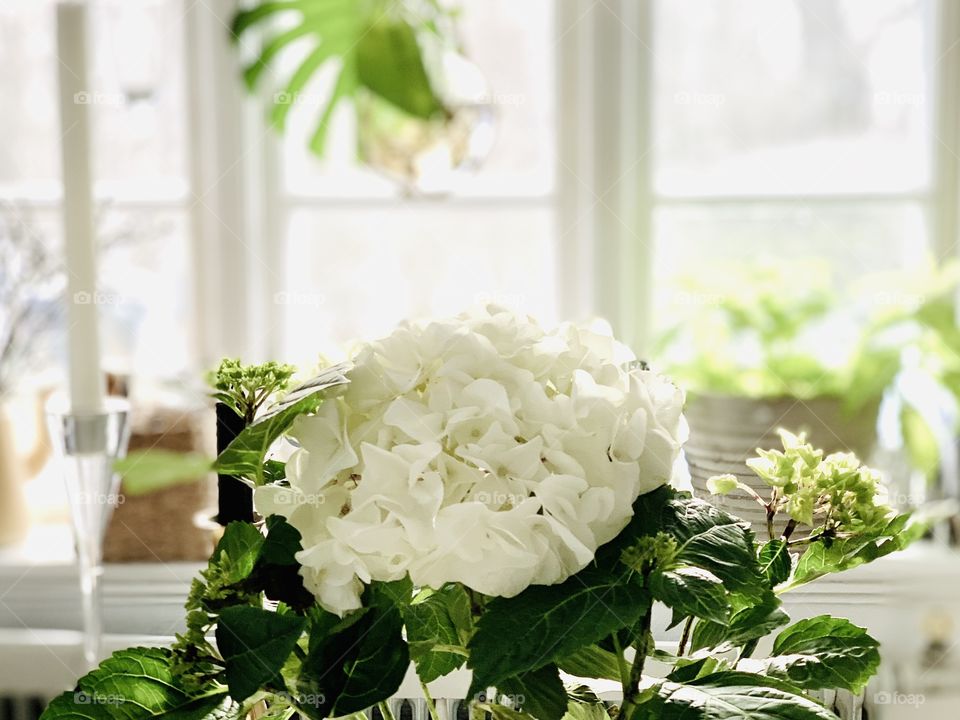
[
  {"left": 231, "top": 0, "right": 455, "bottom": 157},
  {"left": 706, "top": 429, "right": 943, "bottom": 591},
  {"left": 655, "top": 262, "right": 881, "bottom": 404},
  {"left": 656, "top": 260, "right": 960, "bottom": 478},
  {"left": 44, "top": 399, "right": 931, "bottom": 720},
  {"left": 115, "top": 361, "right": 349, "bottom": 495}
]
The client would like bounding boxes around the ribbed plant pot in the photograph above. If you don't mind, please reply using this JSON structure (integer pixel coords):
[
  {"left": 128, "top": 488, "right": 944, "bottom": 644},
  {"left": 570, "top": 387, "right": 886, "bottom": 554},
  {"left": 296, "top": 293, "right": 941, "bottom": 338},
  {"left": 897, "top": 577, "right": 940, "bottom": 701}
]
[{"left": 684, "top": 393, "right": 879, "bottom": 539}]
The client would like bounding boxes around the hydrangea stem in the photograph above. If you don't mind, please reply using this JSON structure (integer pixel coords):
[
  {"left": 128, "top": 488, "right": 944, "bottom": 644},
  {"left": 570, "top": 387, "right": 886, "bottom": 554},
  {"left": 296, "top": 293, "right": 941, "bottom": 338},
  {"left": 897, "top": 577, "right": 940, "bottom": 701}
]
[
  {"left": 611, "top": 633, "right": 631, "bottom": 691},
  {"left": 420, "top": 679, "right": 441, "bottom": 720},
  {"left": 619, "top": 605, "right": 653, "bottom": 719},
  {"left": 379, "top": 701, "right": 397, "bottom": 720},
  {"left": 678, "top": 616, "right": 694, "bottom": 657}
]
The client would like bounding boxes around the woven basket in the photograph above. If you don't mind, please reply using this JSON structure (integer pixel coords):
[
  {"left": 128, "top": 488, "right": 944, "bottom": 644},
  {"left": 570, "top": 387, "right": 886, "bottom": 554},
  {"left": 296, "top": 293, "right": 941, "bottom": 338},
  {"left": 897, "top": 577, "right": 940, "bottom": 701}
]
[{"left": 103, "top": 407, "right": 216, "bottom": 563}]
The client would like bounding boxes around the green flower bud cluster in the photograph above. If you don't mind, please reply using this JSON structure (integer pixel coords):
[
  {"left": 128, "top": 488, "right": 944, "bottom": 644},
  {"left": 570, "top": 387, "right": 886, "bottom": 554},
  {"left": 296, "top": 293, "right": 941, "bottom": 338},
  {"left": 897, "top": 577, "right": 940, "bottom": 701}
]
[
  {"left": 209, "top": 358, "right": 297, "bottom": 422},
  {"left": 621, "top": 532, "right": 679, "bottom": 575},
  {"left": 746, "top": 429, "right": 892, "bottom": 533}
]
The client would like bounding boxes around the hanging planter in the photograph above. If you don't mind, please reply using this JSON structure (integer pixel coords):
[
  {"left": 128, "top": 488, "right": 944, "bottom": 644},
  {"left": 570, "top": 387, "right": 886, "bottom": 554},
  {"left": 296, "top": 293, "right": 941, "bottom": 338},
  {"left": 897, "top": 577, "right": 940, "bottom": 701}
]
[
  {"left": 354, "top": 55, "right": 495, "bottom": 194},
  {"left": 232, "top": 0, "right": 493, "bottom": 193}
]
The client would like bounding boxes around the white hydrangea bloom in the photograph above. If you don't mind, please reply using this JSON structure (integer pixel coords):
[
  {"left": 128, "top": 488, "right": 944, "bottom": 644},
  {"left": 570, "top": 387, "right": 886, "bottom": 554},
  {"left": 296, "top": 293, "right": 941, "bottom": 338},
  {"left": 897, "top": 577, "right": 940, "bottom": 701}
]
[{"left": 255, "top": 306, "right": 687, "bottom": 615}]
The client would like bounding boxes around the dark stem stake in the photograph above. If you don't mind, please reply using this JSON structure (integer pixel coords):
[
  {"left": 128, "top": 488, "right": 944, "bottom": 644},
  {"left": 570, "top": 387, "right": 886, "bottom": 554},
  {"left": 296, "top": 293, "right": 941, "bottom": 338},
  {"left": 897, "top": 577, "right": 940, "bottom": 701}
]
[
  {"left": 216, "top": 402, "right": 252, "bottom": 525},
  {"left": 209, "top": 359, "right": 296, "bottom": 525}
]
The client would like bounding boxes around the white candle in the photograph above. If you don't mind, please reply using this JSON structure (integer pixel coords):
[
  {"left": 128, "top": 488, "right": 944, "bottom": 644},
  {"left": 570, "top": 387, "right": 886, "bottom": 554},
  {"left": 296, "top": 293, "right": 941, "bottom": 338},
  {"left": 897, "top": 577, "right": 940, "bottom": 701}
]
[{"left": 56, "top": 2, "right": 105, "bottom": 414}]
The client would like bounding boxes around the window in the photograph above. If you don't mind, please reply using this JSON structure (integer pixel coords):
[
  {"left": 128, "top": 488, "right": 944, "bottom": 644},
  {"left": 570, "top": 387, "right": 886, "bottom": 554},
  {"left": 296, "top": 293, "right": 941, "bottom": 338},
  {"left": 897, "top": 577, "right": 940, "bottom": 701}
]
[
  {"left": 269, "top": 0, "right": 559, "bottom": 365},
  {"left": 647, "top": 0, "right": 949, "bottom": 337},
  {"left": 3, "top": 0, "right": 958, "bottom": 378},
  {"left": 0, "top": 0, "right": 192, "bottom": 383}
]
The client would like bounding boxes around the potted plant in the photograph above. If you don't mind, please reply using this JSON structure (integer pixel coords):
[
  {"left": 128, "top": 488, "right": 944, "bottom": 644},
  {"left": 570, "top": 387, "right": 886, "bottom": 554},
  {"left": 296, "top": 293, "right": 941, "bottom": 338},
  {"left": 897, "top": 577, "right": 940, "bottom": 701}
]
[
  {"left": 232, "top": 0, "right": 493, "bottom": 193},
  {"left": 39, "top": 308, "right": 935, "bottom": 720},
  {"left": 656, "top": 261, "right": 960, "bottom": 533}
]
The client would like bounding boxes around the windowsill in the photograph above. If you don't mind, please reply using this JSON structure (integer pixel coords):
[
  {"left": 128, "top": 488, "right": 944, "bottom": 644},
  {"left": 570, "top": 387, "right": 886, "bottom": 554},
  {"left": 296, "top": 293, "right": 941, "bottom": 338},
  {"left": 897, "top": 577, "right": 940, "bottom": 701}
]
[
  {"left": 2, "top": 524, "right": 959, "bottom": 631},
  {"left": 0, "top": 522, "right": 201, "bottom": 637},
  {"left": 3, "top": 523, "right": 960, "bottom": 701}
]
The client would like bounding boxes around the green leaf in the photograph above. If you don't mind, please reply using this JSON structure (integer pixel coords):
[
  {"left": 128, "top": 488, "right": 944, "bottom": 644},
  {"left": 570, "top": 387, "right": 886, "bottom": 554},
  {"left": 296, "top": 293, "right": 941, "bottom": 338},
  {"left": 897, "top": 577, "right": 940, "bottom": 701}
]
[
  {"left": 215, "top": 606, "right": 306, "bottom": 702},
  {"left": 665, "top": 656, "right": 729, "bottom": 683},
  {"left": 214, "top": 522, "right": 265, "bottom": 584},
  {"left": 690, "top": 593, "right": 789, "bottom": 652},
  {"left": 556, "top": 645, "right": 623, "bottom": 681},
  {"left": 296, "top": 581, "right": 409, "bottom": 717},
  {"left": 650, "top": 567, "right": 731, "bottom": 625},
  {"left": 661, "top": 498, "right": 765, "bottom": 600},
  {"left": 405, "top": 584, "right": 472, "bottom": 682},
  {"left": 308, "top": 56, "right": 359, "bottom": 155},
  {"left": 563, "top": 698, "right": 614, "bottom": 720},
  {"left": 333, "top": 582, "right": 410, "bottom": 714},
  {"left": 759, "top": 540, "right": 792, "bottom": 588},
  {"left": 484, "top": 705, "right": 537, "bottom": 720},
  {"left": 231, "top": 1, "right": 309, "bottom": 39},
  {"left": 785, "top": 509, "right": 935, "bottom": 590},
  {"left": 248, "top": 516, "right": 314, "bottom": 611},
  {"left": 765, "top": 615, "right": 880, "bottom": 692},
  {"left": 269, "top": 42, "right": 340, "bottom": 131},
  {"left": 235, "top": 0, "right": 364, "bottom": 156},
  {"left": 467, "top": 562, "right": 649, "bottom": 695},
  {"left": 114, "top": 450, "right": 212, "bottom": 496},
  {"left": 259, "top": 515, "right": 302, "bottom": 566},
  {"left": 497, "top": 664, "right": 569, "bottom": 720},
  {"left": 372, "top": 575, "right": 414, "bottom": 608},
  {"left": 39, "top": 647, "right": 232, "bottom": 720},
  {"left": 262, "top": 460, "right": 287, "bottom": 484},
  {"left": 356, "top": 19, "right": 444, "bottom": 119},
  {"left": 213, "top": 366, "right": 350, "bottom": 484},
  {"left": 243, "top": 23, "right": 316, "bottom": 90},
  {"left": 634, "top": 672, "right": 840, "bottom": 720}
]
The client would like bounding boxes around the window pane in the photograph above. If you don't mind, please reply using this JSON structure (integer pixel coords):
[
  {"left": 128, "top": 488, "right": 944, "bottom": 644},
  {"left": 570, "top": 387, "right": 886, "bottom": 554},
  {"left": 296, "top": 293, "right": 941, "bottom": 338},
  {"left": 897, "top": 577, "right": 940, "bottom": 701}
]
[
  {"left": 89, "top": 0, "right": 188, "bottom": 200},
  {"left": 280, "top": 0, "right": 556, "bottom": 198},
  {"left": 652, "top": 0, "right": 936, "bottom": 197},
  {"left": 0, "top": 0, "right": 188, "bottom": 201},
  {"left": 279, "top": 205, "right": 557, "bottom": 363},
  {"left": 1, "top": 204, "right": 192, "bottom": 385},
  {"left": 651, "top": 201, "right": 931, "bottom": 330},
  {"left": 0, "top": 2, "right": 60, "bottom": 196},
  {"left": 96, "top": 207, "right": 192, "bottom": 379}
]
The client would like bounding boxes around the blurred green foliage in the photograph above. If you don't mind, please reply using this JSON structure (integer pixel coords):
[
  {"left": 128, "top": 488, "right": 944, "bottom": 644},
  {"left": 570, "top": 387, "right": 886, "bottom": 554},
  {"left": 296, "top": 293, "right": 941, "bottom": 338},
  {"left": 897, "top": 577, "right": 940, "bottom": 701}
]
[{"left": 655, "top": 259, "right": 960, "bottom": 478}]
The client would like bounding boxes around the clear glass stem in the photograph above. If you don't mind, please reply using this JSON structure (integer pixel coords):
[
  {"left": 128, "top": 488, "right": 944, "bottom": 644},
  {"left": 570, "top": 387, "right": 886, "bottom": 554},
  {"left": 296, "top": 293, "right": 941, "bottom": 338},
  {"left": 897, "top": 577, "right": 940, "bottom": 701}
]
[{"left": 78, "top": 554, "right": 104, "bottom": 669}]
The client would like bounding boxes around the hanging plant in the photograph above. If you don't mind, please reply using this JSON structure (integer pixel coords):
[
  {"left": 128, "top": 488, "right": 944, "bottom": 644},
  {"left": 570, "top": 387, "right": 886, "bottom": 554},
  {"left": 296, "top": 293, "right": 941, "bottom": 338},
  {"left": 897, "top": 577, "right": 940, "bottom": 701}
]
[{"left": 232, "top": 0, "right": 466, "bottom": 154}]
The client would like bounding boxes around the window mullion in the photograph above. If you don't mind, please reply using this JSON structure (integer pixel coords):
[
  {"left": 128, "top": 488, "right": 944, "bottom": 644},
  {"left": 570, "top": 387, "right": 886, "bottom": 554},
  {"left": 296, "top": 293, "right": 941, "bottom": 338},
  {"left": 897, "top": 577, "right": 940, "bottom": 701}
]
[{"left": 932, "top": 0, "right": 960, "bottom": 261}]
